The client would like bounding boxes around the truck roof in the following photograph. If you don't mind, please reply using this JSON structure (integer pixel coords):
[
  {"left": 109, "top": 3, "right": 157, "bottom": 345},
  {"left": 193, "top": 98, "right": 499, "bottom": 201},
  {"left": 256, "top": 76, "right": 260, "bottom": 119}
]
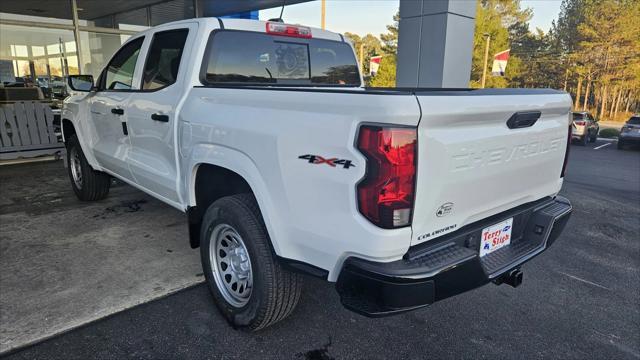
[{"left": 135, "top": 17, "right": 345, "bottom": 43}]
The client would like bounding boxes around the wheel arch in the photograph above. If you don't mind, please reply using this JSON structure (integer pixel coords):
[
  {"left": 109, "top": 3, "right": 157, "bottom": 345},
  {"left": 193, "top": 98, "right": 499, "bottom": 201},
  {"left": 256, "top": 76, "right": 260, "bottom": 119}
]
[
  {"left": 186, "top": 158, "right": 283, "bottom": 257},
  {"left": 61, "top": 118, "right": 76, "bottom": 143},
  {"left": 60, "top": 117, "right": 101, "bottom": 169}
]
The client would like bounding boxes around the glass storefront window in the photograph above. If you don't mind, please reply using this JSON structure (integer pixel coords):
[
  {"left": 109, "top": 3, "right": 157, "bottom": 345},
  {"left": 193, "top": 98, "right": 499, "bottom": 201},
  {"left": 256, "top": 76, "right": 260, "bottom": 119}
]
[
  {"left": 0, "top": 24, "right": 77, "bottom": 101},
  {"left": 0, "top": 0, "right": 198, "bottom": 105},
  {"left": 79, "top": 31, "right": 131, "bottom": 79},
  {"left": 89, "top": 16, "right": 114, "bottom": 29}
]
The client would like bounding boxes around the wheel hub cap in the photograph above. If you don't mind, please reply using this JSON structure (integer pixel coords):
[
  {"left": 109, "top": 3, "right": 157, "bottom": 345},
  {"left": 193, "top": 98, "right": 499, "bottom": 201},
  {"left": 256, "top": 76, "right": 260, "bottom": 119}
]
[
  {"left": 69, "top": 147, "right": 83, "bottom": 189},
  {"left": 209, "top": 224, "right": 252, "bottom": 308}
]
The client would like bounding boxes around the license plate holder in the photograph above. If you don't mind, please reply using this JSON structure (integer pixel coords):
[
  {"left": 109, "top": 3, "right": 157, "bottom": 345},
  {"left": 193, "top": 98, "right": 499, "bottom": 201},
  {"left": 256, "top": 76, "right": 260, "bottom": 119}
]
[{"left": 480, "top": 218, "right": 513, "bottom": 257}]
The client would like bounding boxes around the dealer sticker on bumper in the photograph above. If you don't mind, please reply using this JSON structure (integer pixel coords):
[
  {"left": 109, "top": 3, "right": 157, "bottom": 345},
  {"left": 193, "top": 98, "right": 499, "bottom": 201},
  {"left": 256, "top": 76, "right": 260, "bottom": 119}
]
[{"left": 480, "top": 218, "right": 513, "bottom": 257}]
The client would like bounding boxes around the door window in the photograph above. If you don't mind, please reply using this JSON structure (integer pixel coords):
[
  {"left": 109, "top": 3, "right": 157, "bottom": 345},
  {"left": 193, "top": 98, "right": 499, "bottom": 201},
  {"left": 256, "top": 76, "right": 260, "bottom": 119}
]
[
  {"left": 101, "top": 37, "right": 144, "bottom": 91},
  {"left": 141, "top": 29, "right": 189, "bottom": 90}
]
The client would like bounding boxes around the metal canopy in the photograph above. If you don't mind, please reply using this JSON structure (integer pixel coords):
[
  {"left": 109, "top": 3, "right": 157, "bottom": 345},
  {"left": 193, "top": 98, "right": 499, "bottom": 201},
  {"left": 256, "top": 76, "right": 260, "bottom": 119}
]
[
  {"left": 0, "top": 0, "right": 312, "bottom": 20},
  {"left": 199, "top": 0, "right": 310, "bottom": 17}
]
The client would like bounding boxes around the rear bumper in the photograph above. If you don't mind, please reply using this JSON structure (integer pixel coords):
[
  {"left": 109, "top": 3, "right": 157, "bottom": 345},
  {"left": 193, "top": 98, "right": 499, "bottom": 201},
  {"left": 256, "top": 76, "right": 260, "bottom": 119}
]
[
  {"left": 619, "top": 133, "right": 640, "bottom": 143},
  {"left": 336, "top": 196, "right": 572, "bottom": 317},
  {"left": 571, "top": 126, "right": 587, "bottom": 137}
]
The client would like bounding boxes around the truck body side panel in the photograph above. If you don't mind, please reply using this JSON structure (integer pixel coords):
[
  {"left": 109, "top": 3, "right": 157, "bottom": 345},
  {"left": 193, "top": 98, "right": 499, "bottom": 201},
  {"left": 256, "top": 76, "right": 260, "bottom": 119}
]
[{"left": 180, "top": 88, "right": 421, "bottom": 279}]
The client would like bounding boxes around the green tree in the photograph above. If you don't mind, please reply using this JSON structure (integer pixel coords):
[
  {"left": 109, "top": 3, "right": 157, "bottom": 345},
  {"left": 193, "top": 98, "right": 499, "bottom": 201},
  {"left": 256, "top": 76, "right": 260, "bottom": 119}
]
[
  {"left": 551, "top": 0, "right": 586, "bottom": 55},
  {"left": 576, "top": 0, "right": 640, "bottom": 118},
  {"left": 470, "top": 0, "right": 532, "bottom": 88},
  {"left": 508, "top": 28, "right": 556, "bottom": 88},
  {"left": 527, "top": 0, "right": 640, "bottom": 116},
  {"left": 379, "top": 11, "right": 399, "bottom": 55},
  {"left": 367, "top": 10, "right": 400, "bottom": 87},
  {"left": 344, "top": 32, "right": 383, "bottom": 74}
]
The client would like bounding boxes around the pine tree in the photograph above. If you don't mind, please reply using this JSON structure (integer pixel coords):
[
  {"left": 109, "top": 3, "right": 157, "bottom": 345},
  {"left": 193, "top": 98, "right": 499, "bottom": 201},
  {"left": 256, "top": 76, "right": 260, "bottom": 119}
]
[
  {"left": 379, "top": 11, "right": 399, "bottom": 55},
  {"left": 470, "top": 0, "right": 532, "bottom": 88}
]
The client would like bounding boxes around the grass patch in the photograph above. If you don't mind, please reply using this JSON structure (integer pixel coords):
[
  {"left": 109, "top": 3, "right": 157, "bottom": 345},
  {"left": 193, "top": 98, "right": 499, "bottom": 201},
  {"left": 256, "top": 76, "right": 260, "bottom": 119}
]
[{"left": 599, "top": 128, "right": 620, "bottom": 138}]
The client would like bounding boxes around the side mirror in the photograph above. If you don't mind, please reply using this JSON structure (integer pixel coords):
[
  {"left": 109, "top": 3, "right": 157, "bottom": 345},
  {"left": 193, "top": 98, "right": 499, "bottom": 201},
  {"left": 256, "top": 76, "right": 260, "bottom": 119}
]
[{"left": 68, "top": 75, "right": 94, "bottom": 92}]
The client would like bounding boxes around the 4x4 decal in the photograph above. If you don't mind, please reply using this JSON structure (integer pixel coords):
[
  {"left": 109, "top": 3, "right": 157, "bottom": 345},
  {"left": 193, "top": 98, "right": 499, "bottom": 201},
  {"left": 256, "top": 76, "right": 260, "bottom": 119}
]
[{"left": 298, "top": 154, "right": 355, "bottom": 169}]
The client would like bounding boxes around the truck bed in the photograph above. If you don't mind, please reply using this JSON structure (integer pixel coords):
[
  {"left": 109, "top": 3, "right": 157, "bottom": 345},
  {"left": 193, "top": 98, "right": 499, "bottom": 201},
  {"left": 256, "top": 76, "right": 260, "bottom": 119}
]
[{"left": 183, "top": 84, "right": 571, "bottom": 273}]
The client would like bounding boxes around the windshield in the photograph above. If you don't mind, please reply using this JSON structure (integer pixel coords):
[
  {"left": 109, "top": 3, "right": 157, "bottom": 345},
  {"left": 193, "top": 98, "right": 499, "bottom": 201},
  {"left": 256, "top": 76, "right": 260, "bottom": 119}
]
[
  {"left": 628, "top": 116, "right": 640, "bottom": 125},
  {"left": 201, "top": 31, "right": 361, "bottom": 87}
]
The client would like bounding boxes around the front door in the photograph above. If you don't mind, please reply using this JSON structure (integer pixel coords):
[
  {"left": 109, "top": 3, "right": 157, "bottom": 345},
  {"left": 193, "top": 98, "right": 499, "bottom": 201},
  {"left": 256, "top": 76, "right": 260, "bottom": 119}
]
[
  {"left": 126, "top": 24, "right": 195, "bottom": 204},
  {"left": 88, "top": 36, "right": 145, "bottom": 182}
]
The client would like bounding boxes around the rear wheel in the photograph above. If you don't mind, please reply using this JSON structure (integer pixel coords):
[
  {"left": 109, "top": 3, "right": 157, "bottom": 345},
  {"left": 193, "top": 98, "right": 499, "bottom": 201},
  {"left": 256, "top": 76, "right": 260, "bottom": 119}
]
[
  {"left": 200, "top": 194, "right": 303, "bottom": 331},
  {"left": 617, "top": 140, "right": 625, "bottom": 150},
  {"left": 66, "top": 135, "right": 110, "bottom": 201},
  {"left": 589, "top": 130, "right": 597, "bottom": 142}
]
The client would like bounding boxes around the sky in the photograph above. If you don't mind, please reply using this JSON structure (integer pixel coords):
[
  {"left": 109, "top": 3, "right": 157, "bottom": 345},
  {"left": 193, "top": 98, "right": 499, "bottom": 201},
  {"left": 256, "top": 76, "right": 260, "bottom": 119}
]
[
  {"left": 521, "top": 0, "right": 563, "bottom": 32},
  {"left": 260, "top": 0, "right": 563, "bottom": 37}
]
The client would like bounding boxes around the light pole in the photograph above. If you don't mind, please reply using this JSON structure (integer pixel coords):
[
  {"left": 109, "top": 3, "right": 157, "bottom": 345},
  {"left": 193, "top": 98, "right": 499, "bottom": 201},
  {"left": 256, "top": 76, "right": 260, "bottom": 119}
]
[
  {"left": 321, "top": 0, "right": 326, "bottom": 29},
  {"left": 481, "top": 33, "right": 491, "bottom": 88},
  {"left": 359, "top": 43, "right": 365, "bottom": 76}
]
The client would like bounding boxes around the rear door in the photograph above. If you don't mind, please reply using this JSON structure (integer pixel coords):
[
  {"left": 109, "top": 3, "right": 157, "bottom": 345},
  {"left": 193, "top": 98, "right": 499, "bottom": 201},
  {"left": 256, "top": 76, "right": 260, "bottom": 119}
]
[
  {"left": 126, "top": 23, "right": 195, "bottom": 204},
  {"left": 410, "top": 90, "right": 571, "bottom": 246}
]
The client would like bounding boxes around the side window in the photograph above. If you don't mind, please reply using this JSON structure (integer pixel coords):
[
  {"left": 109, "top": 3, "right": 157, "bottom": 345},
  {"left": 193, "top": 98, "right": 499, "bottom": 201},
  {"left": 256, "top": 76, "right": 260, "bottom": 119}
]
[
  {"left": 101, "top": 37, "right": 144, "bottom": 91},
  {"left": 142, "top": 29, "right": 189, "bottom": 90}
]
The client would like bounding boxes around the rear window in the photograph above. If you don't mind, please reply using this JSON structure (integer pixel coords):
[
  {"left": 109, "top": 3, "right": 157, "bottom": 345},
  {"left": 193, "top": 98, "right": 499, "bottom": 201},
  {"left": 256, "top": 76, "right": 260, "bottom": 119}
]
[
  {"left": 572, "top": 113, "right": 586, "bottom": 120},
  {"left": 628, "top": 116, "right": 640, "bottom": 125},
  {"left": 201, "top": 31, "right": 361, "bottom": 86}
]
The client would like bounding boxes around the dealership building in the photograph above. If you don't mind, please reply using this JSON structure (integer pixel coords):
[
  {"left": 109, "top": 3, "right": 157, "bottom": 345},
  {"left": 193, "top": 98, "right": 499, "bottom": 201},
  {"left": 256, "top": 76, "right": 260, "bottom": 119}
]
[{"left": 0, "top": 0, "right": 477, "bottom": 90}]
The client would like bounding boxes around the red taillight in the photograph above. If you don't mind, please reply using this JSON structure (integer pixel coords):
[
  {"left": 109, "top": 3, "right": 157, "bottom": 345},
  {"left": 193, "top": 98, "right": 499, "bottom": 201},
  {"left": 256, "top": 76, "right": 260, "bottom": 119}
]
[
  {"left": 266, "top": 22, "right": 312, "bottom": 38},
  {"left": 561, "top": 125, "right": 571, "bottom": 177},
  {"left": 574, "top": 120, "right": 586, "bottom": 126},
  {"left": 357, "top": 125, "right": 417, "bottom": 229}
]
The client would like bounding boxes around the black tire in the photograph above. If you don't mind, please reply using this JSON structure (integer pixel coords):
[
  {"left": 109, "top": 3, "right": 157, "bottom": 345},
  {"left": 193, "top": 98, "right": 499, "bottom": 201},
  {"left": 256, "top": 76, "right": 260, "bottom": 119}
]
[
  {"left": 200, "top": 194, "right": 303, "bottom": 331},
  {"left": 66, "top": 135, "right": 110, "bottom": 201},
  {"left": 589, "top": 130, "right": 598, "bottom": 143},
  {"left": 617, "top": 140, "right": 625, "bottom": 150}
]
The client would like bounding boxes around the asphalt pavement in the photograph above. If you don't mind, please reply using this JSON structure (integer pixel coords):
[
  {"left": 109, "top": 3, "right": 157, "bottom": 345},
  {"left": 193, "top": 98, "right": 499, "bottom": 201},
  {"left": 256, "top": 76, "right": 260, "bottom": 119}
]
[{"left": 2, "top": 139, "right": 639, "bottom": 360}]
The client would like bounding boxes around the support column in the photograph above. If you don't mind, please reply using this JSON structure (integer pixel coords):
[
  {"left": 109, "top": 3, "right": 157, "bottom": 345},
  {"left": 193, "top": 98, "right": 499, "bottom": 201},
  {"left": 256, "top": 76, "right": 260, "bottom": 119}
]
[
  {"left": 70, "top": 0, "right": 84, "bottom": 74},
  {"left": 396, "top": 0, "right": 476, "bottom": 88}
]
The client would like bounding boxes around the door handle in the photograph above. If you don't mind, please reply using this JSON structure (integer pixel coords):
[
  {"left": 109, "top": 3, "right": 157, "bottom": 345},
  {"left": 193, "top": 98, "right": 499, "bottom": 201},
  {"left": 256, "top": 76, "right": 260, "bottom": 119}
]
[
  {"left": 151, "top": 113, "right": 169, "bottom": 122},
  {"left": 111, "top": 108, "right": 124, "bottom": 115},
  {"left": 506, "top": 111, "right": 541, "bottom": 129}
]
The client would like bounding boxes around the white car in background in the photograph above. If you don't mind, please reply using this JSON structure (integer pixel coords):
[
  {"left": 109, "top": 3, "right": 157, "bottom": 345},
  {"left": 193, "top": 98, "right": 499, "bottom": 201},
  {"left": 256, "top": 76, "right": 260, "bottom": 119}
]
[{"left": 571, "top": 111, "right": 599, "bottom": 145}]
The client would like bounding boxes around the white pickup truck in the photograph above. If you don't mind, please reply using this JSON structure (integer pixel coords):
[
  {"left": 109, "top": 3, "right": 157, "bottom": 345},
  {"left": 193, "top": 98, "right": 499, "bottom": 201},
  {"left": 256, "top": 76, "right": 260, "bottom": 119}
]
[{"left": 62, "top": 18, "right": 573, "bottom": 330}]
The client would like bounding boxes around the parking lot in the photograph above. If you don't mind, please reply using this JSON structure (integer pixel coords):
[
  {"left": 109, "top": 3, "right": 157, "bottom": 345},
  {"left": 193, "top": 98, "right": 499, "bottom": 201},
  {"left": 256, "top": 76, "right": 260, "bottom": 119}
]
[{"left": 1, "top": 139, "right": 639, "bottom": 360}]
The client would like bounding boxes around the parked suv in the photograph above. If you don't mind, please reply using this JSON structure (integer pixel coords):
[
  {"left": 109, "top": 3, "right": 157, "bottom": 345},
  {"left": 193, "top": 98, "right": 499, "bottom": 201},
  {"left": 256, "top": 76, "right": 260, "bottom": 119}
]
[
  {"left": 618, "top": 114, "right": 640, "bottom": 149},
  {"left": 61, "top": 18, "right": 573, "bottom": 330},
  {"left": 572, "top": 111, "right": 598, "bottom": 145}
]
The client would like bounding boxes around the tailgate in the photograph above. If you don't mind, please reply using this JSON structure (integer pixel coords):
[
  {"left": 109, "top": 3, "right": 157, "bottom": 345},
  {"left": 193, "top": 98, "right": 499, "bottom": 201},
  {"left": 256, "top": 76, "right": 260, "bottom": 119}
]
[{"left": 411, "top": 90, "right": 572, "bottom": 246}]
